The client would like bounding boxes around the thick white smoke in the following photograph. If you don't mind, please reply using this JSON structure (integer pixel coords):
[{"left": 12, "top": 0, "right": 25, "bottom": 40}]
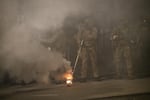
[
  {"left": 1, "top": 24, "right": 66, "bottom": 84},
  {"left": 1, "top": 0, "right": 145, "bottom": 84},
  {"left": 0, "top": 0, "right": 84, "bottom": 84}
]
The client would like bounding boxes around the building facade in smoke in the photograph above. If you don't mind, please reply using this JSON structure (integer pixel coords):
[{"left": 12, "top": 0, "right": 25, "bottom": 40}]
[{"left": 76, "top": 18, "right": 99, "bottom": 80}]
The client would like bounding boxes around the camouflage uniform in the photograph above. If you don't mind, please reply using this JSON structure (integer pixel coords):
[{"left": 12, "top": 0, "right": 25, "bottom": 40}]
[
  {"left": 77, "top": 19, "right": 99, "bottom": 79},
  {"left": 112, "top": 31, "right": 133, "bottom": 78}
]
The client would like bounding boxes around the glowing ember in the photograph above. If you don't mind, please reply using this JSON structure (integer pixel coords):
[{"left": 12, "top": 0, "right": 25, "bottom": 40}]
[
  {"left": 63, "top": 69, "right": 73, "bottom": 86},
  {"left": 66, "top": 73, "right": 73, "bottom": 86},
  {"left": 66, "top": 79, "right": 72, "bottom": 86}
]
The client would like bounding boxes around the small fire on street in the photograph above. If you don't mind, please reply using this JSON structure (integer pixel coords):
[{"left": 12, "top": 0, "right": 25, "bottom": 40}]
[{"left": 63, "top": 69, "right": 73, "bottom": 86}]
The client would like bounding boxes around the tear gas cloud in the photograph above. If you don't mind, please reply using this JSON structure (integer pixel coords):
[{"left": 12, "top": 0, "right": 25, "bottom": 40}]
[
  {"left": 1, "top": 24, "right": 66, "bottom": 84},
  {"left": 0, "top": 0, "right": 149, "bottom": 84},
  {"left": 0, "top": 0, "right": 84, "bottom": 84}
]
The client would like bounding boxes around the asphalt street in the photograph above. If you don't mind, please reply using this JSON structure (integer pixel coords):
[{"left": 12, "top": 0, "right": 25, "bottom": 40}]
[{"left": 1, "top": 78, "right": 150, "bottom": 100}]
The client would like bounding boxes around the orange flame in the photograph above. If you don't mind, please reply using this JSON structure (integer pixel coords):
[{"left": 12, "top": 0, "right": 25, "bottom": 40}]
[
  {"left": 62, "top": 69, "right": 73, "bottom": 86},
  {"left": 63, "top": 69, "right": 73, "bottom": 80}
]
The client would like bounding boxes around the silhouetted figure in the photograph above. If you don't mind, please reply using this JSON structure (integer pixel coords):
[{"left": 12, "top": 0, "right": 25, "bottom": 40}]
[
  {"left": 111, "top": 25, "right": 133, "bottom": 79},
  {"left": 76, "top": 18, "right": 99, "bottom": 81}
]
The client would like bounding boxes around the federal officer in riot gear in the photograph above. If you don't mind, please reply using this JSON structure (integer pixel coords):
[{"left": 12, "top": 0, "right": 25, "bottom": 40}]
[
  {"left": 76, "top": 18, "right": 99, "bottom": 81},
  {"left": 111, "top": 26, "right": 133, "bottom": 79}
]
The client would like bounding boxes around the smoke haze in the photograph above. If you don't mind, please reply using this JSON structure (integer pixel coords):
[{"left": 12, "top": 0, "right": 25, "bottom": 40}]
[
  {"left": 0, "top": 0, "right": 149, "bottom": 84},
  {"left": 0, "top": 0, "right": 85, "bottom": 84}
]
